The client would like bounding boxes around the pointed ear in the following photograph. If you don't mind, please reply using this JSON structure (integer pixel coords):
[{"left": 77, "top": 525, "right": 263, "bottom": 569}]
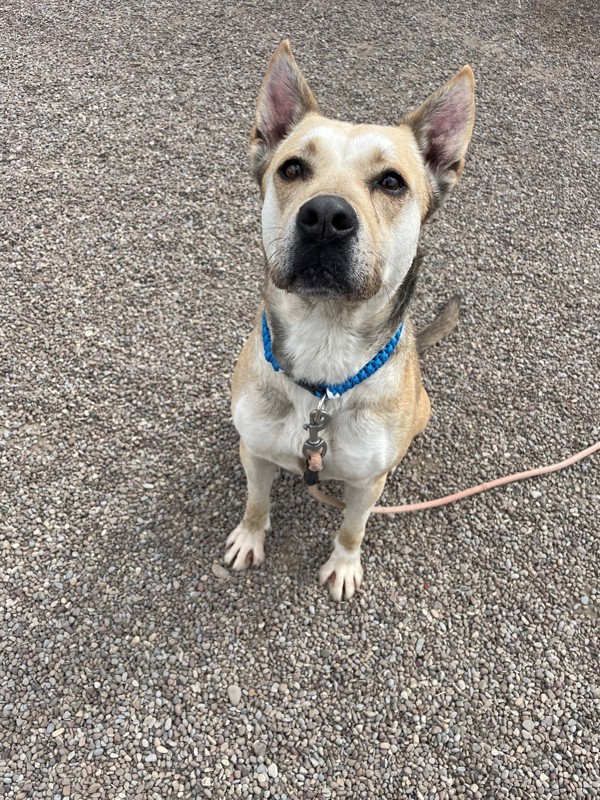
[
  {"left": 401, "top": 66, "right": 475, "bottom": 212},
  {"left": 250, "top": 40, "right": 319, "bottom": 182}
]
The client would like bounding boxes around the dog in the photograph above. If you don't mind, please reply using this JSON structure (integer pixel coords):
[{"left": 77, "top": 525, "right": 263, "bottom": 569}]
[{"left": 226, "top": 41, "right": 475, "bottom": 600}]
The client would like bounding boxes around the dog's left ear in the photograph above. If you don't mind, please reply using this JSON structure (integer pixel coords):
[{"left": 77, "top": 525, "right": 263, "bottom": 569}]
[
  {"left": 401, "top": 66, "right": 475, "bottom": 212},
  {"left": 250, "top": 40, "right": 319, "bottom": 182}
]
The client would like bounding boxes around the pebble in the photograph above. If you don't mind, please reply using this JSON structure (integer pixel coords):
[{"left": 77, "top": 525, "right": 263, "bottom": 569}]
[
  {"left": 227, "top": 685, "right": 242, "bottom": 706},
  {"left": 253, "top": 742, "right": 267, "bottom": 758},
  {"left": 211, "top": 563, "right": 230, "bottom": 581}
]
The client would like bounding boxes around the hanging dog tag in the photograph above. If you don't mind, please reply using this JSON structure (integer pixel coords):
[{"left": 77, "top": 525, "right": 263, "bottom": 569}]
[{"left": 302, "top": 407, "right": 331, "bottom": 485}]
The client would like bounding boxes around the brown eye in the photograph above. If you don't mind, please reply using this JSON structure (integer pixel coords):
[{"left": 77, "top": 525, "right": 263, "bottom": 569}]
[
  {"left": 379, "top": 171, "right": 406, "bottom": 195},
  {"left": 279, "top": 159, "right": 303, "bottom": 180}
]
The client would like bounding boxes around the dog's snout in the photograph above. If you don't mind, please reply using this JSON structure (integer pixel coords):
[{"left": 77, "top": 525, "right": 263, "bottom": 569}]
[
  {"left": 297, "top": 195, "right": 358, "bottom": 241},
  {"left": 285, "top": 195, "right": 362, "bottom": 298}
]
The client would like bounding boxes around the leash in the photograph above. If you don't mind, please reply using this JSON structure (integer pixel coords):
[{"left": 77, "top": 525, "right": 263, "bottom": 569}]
[{"left": 307, "top": 439, "right": 600, "bottom": 514}]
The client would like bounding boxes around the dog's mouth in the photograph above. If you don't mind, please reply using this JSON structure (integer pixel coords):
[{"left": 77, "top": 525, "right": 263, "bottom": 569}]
[
  {"left": 272, "top": 250, "right": 382, "bottom": 301},
  {"left": 274, "top": 251, "right": 359, "bottom": 299}
]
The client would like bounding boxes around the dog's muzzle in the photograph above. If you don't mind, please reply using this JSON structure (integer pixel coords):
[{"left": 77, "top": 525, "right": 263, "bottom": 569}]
[{"left": 281, "top": 194, "right": 361, "bottom": 298}]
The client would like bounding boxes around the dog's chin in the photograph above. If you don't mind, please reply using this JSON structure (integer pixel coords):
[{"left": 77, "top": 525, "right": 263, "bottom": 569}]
[{"left": 272, "top": 266, "right": 380, "bottom": 302}]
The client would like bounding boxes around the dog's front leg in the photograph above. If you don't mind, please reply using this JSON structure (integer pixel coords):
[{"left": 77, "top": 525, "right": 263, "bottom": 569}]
[
  {"left": 225, "top": 440, "right": 277, "bottom": 570},
  {"left": 319, "top": 474, "right": 387, "bottom": 601}
]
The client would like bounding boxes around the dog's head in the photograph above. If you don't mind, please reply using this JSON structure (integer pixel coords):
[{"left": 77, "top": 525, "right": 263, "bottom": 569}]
[{"left": 250, "top": 41, "right": 475, "bottom": 303}]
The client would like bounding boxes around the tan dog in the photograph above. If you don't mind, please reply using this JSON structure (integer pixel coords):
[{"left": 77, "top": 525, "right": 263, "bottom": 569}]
[{"left": 227, "top": 41, "right": 475, "bottom": 600}]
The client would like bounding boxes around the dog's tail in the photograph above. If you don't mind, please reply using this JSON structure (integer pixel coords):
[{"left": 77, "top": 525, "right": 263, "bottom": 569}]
[{"left": 415, "top": 293, "right": 462, "bottom": 354}]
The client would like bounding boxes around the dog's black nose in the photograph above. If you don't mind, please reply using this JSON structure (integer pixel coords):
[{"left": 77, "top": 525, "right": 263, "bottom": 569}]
[{"left": 296, "top": 195, "right": 358, "bottom": 242}]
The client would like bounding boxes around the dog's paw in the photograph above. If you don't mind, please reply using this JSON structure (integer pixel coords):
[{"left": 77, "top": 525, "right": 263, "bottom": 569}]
[
  {"left": 225, "top": 522, "right": 268, "bottom": 571},
  {"left": 319, "top": 543, "right": 363, "bottom": 601}
]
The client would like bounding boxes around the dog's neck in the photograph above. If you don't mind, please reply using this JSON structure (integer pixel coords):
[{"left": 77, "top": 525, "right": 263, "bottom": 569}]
[{"left": 264, "top": 254, "right": 421, "bottom": 386}]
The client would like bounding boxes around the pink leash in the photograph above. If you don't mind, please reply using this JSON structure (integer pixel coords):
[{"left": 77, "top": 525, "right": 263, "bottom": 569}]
[{"left": 307, "top": 440, "right": 600, "bottom": 514}]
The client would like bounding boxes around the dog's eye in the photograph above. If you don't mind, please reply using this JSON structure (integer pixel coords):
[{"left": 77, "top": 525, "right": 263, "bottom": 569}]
[
  {"left": 378, "top": 172, "right": 406, "bottom": 195},
  {"left": 279, "top": 159, "right": 304, "bottom": 180}
]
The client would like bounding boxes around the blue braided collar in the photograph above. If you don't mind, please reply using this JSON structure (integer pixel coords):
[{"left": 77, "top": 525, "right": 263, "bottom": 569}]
[{"left": 261, "top": 311, "right": 404, "bottom": 399}]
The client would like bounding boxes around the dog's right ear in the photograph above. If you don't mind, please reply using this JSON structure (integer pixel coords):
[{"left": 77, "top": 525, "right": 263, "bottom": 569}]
[{"left": 250, "top": 40, "right": 319, "bottom": 183}]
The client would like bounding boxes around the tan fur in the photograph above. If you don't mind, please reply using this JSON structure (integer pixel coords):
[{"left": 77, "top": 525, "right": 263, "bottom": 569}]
[
  {"left": 226, "top": 42, "right": 475, "bottom": 600},
  {"left": 338, "top": 472, "right": 387, "bottom": 552},
  {"left": 238, "top": 442, "right": 271, "bottom": 533}
]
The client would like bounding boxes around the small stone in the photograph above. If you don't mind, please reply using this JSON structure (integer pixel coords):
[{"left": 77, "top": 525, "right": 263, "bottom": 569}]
[
  {"left": 522, "top": 719, "right": 535, "bottom": 732},
  {"left": 580, "top": 595, "right": 589, "bottom": 605},
  {"left": 212, "top": 562, "right": 230, "bottom": 580},
  {"left": 227, "top": 685, "right": 242, "bottom": 706},
  {"left": 531, "top": 490, "right": 542, "bottom": 499},
  {"left": 267, "top": 764, "right": 278, "bottom": 778}
]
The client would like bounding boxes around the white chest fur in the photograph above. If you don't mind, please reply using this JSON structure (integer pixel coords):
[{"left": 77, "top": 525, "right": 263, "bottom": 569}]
[{"left": 233, "top": 360, "right": 403, "bottom": 486}]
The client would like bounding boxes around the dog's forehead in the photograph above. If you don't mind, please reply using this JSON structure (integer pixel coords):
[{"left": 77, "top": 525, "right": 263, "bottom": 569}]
[
  {"left": 299, "top": 124, "right": 395, "bottom": 158},
  {"left": 286, "top": 116, "right": 422, "bottom": 169}
]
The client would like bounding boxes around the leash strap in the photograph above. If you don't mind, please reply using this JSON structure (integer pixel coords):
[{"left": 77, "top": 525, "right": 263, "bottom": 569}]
[{"left": 308, "top": 440, "right": 600, "bottom": 514}]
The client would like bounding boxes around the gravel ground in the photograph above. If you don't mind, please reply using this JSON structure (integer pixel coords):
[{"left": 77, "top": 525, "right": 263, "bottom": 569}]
[{"left": 1, "top": 1, "right": 599, "bottom": 798}]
